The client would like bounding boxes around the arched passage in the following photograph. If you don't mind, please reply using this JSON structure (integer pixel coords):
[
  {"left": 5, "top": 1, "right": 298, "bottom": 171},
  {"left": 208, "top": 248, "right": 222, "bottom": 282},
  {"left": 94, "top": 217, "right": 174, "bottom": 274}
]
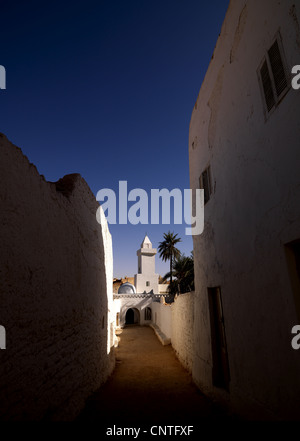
[{"left": 125, "top": 308, "right": 140, "bottom": 325}]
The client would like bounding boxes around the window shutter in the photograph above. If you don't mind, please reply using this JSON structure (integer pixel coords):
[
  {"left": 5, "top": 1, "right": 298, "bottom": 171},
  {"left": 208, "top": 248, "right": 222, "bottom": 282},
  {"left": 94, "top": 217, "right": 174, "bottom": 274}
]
[
  {"left": 268, "top": 40, "right": 288, "bottom": 98},
  {"left": 260, "top": 60, "right": 275, "bottom": 112}
]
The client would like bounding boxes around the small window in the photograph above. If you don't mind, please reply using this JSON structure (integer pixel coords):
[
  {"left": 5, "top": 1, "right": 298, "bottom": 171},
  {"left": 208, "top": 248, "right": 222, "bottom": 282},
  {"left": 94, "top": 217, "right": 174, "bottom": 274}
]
[
  {"left": 146, "top": 281, "right": 150, "bottom": 287},
  {"left": 200, "top": 166, "right": 212, "bottom": 205},
  {"left": 258, "top": 33, "right": 289, "bottom": 116}
]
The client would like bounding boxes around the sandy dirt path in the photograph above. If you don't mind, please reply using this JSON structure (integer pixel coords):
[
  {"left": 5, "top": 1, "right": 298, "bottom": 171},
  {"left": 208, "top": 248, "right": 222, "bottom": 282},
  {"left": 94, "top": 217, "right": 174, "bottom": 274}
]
[{"left": 78, "top": 325, "right": 230, "bottom": 425}]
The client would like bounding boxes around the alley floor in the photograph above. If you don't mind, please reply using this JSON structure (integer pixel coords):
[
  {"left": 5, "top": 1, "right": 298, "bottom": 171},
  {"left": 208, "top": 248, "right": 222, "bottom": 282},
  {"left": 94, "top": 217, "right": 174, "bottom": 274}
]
[{"left": 78, "top": 325, "right": 233, "bottom": 427}]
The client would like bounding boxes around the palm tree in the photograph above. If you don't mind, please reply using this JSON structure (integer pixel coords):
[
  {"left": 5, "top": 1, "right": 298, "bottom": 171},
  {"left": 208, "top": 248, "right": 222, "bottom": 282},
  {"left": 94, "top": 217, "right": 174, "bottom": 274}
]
[
  {"left": 158, "top": 231, "right": 181, "bottom": 286},
  {"left": 162, "top": 254, "right": 194, "bottom": 296}
]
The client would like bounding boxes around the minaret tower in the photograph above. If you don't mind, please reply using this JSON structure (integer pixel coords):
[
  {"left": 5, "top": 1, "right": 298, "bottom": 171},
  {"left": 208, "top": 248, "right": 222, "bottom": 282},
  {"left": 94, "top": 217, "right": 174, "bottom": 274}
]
[{"left": 134, "top": 235, "right": 159, "bottom": 293}]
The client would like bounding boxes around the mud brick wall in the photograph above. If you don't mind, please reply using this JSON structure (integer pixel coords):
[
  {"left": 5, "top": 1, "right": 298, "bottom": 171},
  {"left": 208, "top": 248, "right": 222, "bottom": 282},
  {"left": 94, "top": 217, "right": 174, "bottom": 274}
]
[{"left": 0, "top": 133, "right": 114, "bottom": 420}]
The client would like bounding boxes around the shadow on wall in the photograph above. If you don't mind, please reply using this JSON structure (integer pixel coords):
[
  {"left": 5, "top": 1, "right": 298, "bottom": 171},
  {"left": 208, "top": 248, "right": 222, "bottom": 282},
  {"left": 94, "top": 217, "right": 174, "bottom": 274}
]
[{"left": 0, "top": 133, "right": 114, "bottom": 421}]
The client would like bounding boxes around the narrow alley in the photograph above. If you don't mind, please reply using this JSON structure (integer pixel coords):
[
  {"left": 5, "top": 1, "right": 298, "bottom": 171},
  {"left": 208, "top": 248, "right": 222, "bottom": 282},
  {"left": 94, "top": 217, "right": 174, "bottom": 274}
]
[{"left": 78, "top": 326, "right": 232, "bottom": 427}]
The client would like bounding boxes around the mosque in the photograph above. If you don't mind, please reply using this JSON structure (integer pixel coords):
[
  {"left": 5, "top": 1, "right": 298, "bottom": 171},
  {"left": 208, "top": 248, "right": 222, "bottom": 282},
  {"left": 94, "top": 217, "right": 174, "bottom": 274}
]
[{"left": 113, "top": 235, "right": 168, "bottom": 328}]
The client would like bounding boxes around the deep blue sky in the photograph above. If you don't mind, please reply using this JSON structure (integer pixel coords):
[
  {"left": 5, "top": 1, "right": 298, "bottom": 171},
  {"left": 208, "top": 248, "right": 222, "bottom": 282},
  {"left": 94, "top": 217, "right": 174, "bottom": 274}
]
[{"left": 1, "top": 0, "right": 229, "bottom": 278}]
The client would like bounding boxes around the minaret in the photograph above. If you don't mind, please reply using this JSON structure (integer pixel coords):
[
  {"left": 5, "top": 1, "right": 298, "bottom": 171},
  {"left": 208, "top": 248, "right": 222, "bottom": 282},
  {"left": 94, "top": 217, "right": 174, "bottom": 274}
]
[{"left": 134, "top": 235, "right": 159, "bottom": 294}]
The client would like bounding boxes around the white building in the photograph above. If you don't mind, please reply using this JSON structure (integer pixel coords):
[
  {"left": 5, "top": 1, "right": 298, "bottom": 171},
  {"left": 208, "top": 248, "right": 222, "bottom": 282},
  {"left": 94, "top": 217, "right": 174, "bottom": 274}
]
[
  {"left": 134, "top": 235, "right": 159, "bottom": 294},
  {"left": 114, "top": 235, "right": 161, "bottom": 328},
  {"left": 189, "top": 0, "right": 300, "bottom": 419}
]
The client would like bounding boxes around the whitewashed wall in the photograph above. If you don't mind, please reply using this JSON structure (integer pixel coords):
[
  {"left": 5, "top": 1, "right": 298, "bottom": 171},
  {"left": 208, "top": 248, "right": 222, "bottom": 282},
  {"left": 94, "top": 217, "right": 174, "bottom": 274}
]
[
  {"left": 158, "top": 284, "right": 169, "bottom": 294},
  {"left": 150, "top": 294, "right": 194, "bottom": 373},
  {"left": 0, "top": 134, "right": 115, "bottom": 420},
  {"left": 189, "top": 0, "right": 300, "bottom": 419},
  {"left": 114, "top": 295, "right": 153, "bottom": 328},
  {"left": 171, "top": 293, "right": 194, "bottom": 373},
  {"left": 151, "top": 300, "right": 172, "bottom": 339}
]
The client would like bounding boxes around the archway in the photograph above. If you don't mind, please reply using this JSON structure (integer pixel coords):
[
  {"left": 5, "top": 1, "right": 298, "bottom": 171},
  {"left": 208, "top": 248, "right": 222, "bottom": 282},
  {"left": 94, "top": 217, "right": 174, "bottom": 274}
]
[{"left": 125, "top": 308, "right": 140, "bottom": 325}]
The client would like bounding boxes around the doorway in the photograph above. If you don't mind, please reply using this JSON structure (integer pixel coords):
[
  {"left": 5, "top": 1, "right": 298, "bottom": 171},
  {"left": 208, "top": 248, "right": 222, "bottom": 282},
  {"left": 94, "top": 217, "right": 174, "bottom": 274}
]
[
  {"left": 125, "top": 308, "right": 140, "bottom": 325},
  {"left": 208, "top": 287, "right": 230, "bottom": 390}
]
